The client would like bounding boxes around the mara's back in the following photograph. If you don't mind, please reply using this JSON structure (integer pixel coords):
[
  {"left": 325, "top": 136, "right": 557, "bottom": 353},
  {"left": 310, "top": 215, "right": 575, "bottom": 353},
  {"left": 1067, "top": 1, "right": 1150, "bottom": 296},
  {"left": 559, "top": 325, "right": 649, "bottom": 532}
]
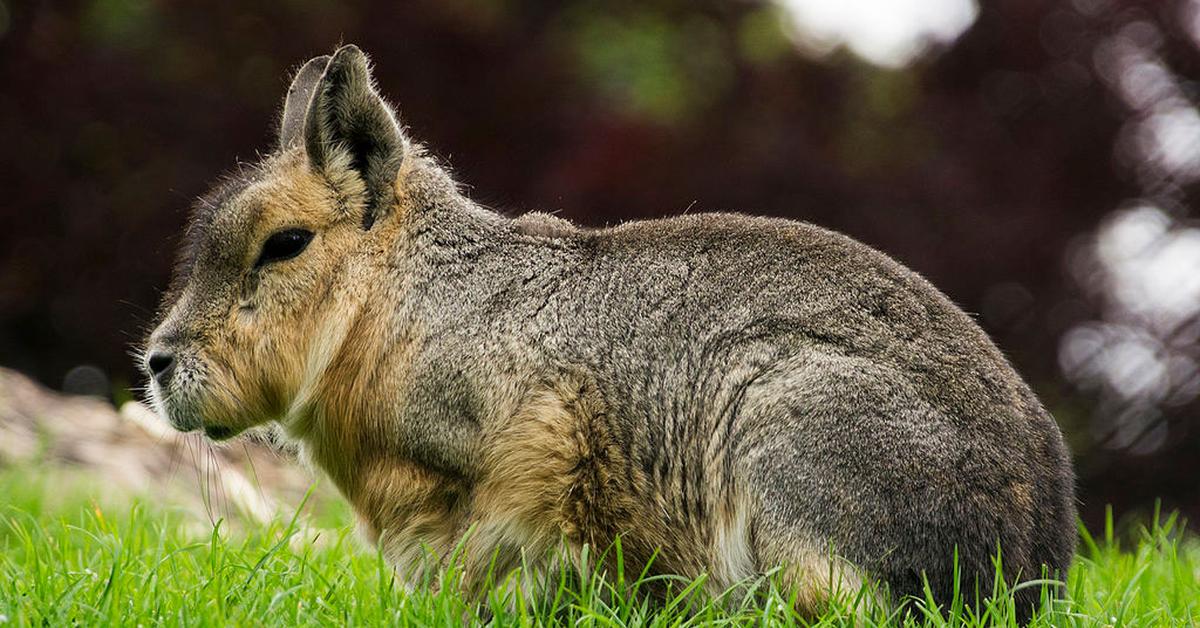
[{"left": 500, "top": 212, "right": 1077, "bottom": 613}]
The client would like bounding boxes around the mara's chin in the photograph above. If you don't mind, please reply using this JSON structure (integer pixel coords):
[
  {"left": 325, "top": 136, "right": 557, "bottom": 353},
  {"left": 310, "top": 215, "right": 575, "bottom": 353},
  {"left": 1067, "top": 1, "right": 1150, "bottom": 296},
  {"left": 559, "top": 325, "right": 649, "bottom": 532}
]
[
  {"left": 148, "top": 376, "right": 258, "bottom": 442},
  {"left": 150, "top": 385, "right": 222, "bottom": 437},
  {"left": 150, "top": 396, "right": 202, "bottom": 433},
  {"left": 154, "top": 399, "right": 245, "bottom": 441},
  {"left": 201, "top": 424, "right": 244, "bottom": 441}
]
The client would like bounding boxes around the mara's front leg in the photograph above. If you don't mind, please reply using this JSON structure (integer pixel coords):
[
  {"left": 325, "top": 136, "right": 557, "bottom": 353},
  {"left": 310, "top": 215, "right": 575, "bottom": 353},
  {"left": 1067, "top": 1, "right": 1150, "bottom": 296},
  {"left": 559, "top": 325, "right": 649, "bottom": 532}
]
[
  {"left": 348, "top": 458, "right": 467, "bottom": 590},
  {"left": 349, "top": 456, "right": 571, "bottom": 602},
  {"left": 444, "top": 513, "right": 571, "bottom": 606},
  {"left": 443, "top": 380, "right": 597, "bottom": 601}
]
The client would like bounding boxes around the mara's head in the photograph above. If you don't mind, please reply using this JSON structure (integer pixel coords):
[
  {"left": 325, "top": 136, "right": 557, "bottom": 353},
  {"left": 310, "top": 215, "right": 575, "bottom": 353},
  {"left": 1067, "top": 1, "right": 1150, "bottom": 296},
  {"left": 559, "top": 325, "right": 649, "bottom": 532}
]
[{"left": 142, "top": 45, "right": 417, "bottom": 440}]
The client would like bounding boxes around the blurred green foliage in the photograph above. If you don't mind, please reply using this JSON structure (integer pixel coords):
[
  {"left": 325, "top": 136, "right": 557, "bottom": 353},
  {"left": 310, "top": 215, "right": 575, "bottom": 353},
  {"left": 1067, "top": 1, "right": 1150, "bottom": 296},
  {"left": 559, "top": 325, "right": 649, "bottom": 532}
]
[{"left": 556, "top": 5, "right": 733, "bottom": 124}]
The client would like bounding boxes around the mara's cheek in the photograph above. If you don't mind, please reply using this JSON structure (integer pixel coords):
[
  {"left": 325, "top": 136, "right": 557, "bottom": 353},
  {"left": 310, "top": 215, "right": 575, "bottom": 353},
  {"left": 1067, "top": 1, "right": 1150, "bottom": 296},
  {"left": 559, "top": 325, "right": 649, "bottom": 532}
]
[
  {"left": 233, "top": 300, "right": 259, "bottom": 327},
  {"left": 229, "top": 309, "right": 272, "bottom": 355},
  {"left": 238, "top": 273, "right": 261, "bottom": 308}
]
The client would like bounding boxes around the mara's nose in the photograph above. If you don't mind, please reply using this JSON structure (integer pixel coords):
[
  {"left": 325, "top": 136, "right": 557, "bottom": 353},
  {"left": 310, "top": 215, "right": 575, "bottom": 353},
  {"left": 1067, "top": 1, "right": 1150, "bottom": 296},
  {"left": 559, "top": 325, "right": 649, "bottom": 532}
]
[{"left": 146, "top": 350, "right": 176, "bottom": 385}]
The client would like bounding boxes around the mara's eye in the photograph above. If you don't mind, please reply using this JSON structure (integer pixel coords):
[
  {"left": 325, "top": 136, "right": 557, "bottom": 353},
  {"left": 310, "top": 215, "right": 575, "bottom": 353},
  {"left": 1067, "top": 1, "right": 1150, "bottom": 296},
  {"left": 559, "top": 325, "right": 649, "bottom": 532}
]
[{"left": 255, "top": 229, "right": 314, "bottom": 268}]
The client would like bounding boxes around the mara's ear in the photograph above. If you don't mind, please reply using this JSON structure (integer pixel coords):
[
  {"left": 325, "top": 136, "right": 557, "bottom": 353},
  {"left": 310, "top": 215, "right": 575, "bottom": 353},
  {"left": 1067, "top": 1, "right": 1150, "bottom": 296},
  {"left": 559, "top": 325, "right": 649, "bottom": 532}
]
[
  {"left": 279, "top": 55, "right": 331, "bottom": 150},
  {"left": 304, "top": 44, "right": 406, "bottom": 230}
]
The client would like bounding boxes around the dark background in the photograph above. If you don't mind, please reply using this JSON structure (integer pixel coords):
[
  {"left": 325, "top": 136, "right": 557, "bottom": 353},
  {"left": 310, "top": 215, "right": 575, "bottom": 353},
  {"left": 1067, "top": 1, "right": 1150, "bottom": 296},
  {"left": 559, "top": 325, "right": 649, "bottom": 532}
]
[{"left": 1, "top": 0, "right": 1198, "bottom": 529}]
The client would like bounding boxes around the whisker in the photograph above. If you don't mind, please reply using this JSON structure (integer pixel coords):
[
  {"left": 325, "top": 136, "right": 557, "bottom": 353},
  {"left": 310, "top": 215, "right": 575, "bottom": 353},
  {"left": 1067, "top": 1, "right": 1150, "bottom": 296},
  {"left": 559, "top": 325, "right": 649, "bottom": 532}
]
[
  {"left": 190, "top": 434, "right": 217, "bottom": 527},
  {"left": 166, "top": 433, "right": 184, "bottom": 483},
  {"left": 242, "top": 440, "right": 269, "bottom": 511},
  {"left": 210, "top": 447, "right": 230, "bottom": 524},
  {"left": 205, "top": 440, "right": 220, "bottom": 525}
]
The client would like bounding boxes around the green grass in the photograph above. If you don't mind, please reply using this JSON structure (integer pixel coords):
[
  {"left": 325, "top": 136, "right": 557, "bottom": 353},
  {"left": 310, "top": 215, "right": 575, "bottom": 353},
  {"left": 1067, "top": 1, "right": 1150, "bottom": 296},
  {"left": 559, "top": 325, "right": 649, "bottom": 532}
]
[{"left": 0, "top": 467, "right": 1197, "bottom": 626}]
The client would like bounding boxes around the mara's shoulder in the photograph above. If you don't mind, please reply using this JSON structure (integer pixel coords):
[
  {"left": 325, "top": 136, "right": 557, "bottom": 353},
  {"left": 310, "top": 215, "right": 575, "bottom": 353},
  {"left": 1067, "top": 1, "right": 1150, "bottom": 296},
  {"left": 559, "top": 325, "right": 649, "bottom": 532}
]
[
  {"left": 586, "top": 211, "right": 878, "bottom": 257},
  {"left": 508, "top": 210, "right": 854, "bottom": 248},
  {"left": 511, "top": 211, "right": 578, "bottom": 239},
  {"left": 502, "top": 210, "right": 921, "bottom": 285},
  {"left": 581, "top": 211, "right": 947, "bottom": 301}
]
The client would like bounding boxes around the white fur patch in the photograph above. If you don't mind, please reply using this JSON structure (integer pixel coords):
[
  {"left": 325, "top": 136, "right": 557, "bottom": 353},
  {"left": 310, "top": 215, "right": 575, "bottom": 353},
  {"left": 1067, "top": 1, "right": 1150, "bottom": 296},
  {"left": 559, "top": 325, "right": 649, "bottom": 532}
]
[
  {"left": 711, "top": 492, "right": 756, "bottom": 590},
  {"left": 284, "top": 307, "right": 356, "bottom": 427}
]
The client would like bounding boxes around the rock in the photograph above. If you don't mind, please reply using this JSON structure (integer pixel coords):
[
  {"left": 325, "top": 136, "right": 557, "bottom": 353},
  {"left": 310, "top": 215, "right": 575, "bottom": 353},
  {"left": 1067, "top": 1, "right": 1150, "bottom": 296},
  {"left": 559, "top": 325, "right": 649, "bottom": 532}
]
[{"left": 0, "top": 366, "right": 324, "bottom": 526}]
